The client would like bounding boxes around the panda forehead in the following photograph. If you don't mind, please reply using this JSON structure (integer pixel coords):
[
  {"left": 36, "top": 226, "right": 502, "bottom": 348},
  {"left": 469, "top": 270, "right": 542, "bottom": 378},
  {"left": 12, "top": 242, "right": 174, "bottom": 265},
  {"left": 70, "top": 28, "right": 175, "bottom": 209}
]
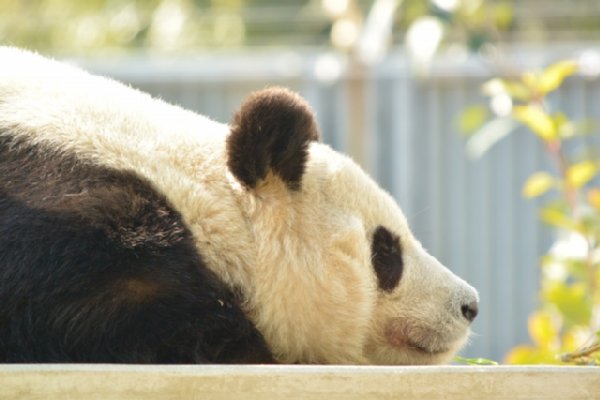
[{"left": 305, "top": 143, "right": 412, "bottom": 241}]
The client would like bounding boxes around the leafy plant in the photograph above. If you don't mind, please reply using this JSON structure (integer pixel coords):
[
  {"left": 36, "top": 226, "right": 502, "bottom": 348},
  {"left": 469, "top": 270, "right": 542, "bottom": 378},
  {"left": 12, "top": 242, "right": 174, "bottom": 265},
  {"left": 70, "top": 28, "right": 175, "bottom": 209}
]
[{"left": 461, "top": 60, "right": 600, "bottom": 365}]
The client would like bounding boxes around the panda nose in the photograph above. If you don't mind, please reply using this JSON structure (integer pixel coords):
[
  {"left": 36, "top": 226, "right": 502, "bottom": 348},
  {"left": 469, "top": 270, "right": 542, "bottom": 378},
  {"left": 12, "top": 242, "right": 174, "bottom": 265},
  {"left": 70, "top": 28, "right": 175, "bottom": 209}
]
[{"left": 461, "top": 301, "right": 479, "bottom": 322}]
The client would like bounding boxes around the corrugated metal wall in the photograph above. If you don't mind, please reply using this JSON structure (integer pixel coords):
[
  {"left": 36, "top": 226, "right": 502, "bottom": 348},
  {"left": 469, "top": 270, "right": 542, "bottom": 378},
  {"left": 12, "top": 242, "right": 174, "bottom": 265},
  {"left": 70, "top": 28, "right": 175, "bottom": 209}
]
[{"left": 83, "top": 47, "right": 599, "bottom": 362}]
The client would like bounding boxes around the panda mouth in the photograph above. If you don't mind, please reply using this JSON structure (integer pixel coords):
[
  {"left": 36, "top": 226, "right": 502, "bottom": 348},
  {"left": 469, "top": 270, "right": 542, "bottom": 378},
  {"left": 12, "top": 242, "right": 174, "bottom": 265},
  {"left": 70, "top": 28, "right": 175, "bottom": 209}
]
[
  {"left": 384, "top": 318, "right": 458, "bottom": 356},
  {"left": 405, "top": 339, "right": 448, "bottom": 355}
]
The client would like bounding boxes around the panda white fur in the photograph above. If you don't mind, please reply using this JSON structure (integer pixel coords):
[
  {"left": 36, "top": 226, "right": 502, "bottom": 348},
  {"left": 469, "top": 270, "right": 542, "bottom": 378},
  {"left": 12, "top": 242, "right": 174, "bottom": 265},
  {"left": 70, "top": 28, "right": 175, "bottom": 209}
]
[{"left": 0, "top": 47, "right": 479, "bottom": 365}]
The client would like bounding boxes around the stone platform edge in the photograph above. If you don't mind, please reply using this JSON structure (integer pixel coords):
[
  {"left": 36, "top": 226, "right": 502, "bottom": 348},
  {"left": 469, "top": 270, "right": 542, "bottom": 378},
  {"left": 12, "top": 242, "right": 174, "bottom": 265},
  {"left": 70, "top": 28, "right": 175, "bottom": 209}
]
[{"left": 0, "top": 364, "right": 598, "bottom": 400}]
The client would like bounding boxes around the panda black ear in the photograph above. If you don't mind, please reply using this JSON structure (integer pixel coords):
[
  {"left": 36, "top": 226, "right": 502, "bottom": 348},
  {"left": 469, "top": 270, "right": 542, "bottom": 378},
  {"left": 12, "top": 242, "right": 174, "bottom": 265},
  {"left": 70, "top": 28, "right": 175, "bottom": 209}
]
[{"left": 226, "top": 87, "right": 320, "bottom": 191}]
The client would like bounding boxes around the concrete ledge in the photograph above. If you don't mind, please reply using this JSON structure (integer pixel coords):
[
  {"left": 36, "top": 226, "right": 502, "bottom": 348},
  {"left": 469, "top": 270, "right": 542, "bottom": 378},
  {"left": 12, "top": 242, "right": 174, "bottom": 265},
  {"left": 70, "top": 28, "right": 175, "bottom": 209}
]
[{"left": 0, "top": 364, "right": 598, "bottom": 400}]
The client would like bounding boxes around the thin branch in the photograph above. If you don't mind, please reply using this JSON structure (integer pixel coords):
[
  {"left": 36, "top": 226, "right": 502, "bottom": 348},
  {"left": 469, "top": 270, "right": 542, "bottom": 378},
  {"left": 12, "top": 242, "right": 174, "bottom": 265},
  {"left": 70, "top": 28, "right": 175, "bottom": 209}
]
[{"left": 559, "top": 342, "right": 600, "bottom": 363}]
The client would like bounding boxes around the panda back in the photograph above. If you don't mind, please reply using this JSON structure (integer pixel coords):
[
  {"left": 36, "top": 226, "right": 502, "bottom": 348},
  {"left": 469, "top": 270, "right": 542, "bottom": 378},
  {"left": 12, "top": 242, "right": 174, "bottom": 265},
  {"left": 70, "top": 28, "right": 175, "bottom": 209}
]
[{"left": 0, "top": 48, "right": 272, "bottom": 363}]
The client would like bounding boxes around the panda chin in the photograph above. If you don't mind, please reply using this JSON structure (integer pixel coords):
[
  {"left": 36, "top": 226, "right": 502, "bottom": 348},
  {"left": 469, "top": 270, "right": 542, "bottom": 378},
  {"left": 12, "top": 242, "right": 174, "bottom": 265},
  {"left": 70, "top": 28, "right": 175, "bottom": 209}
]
[
  {"left": 368, "top": 338, "right": 467, "bottom": 365},
  {"left": 379, "top": 317, "right": 470, "bottom": 364}
]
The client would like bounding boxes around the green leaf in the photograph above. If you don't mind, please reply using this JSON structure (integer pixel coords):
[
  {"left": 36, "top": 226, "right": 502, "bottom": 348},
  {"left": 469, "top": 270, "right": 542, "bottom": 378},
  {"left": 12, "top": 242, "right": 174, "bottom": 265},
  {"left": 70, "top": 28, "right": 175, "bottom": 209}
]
[
  {"left": 538, "top": 60, "right": 578, "bottom": 94},
  {"left": 540, "top": 206, "right": 580, "bottom": 231},
  {"left": 503, "top": 81, "right": 531, "bottom": 102},
  {"left": 566, "top": 160, "right": 598, "bottom": 189},
  {"left": 523, "top": 172, "right": 555, "bottom": 198},
  {"left": 458, "top": 105, "right": 489, "bottom": 135},
  {"left": 513, "top": 105, "right": 557, "bottom": 141},
  {"left": 545, "top": 283, "right": 592, "bottom": 326},
  {"left": 505, "top": 345, "right": 561, "bottom": 365},
  {"left": 528, "top": 310, "right": 558, "bottom": 349},
  {"left": 453, "top": 356, "right": 498, "bottom": 366},
  {"left": 553, "top": 113, "right": 569, "bottom": 137}
]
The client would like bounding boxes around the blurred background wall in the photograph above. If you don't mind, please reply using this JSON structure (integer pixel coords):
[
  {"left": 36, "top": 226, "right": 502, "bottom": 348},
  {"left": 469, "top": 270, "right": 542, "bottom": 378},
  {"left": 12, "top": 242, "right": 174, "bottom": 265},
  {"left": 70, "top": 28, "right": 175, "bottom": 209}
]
[{"left": 3, "top": 0, "right": 600, "bottom": 362}]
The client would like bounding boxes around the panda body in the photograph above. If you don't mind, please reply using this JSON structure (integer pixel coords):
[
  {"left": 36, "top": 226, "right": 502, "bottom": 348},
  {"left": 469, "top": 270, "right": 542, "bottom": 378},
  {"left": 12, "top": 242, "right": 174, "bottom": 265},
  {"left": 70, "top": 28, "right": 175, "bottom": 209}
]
[{"left": 0, "top": 47, "right": 479, "bottom": 365}]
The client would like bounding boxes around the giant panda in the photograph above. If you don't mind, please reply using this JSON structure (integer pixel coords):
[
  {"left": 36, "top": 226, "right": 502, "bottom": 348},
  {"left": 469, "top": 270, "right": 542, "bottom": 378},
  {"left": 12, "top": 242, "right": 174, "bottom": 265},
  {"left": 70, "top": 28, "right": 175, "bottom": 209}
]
[{"left": 0, "top": 47, "right": 479, "bottom": 365}]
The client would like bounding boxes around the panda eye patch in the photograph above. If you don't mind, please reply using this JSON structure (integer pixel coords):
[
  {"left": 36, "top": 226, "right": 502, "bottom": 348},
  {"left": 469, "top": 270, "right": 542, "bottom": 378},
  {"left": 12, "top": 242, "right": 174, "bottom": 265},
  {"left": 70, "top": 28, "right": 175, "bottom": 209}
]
[{"left": 371, "top": 226, "right": 403, "bottom": 292}]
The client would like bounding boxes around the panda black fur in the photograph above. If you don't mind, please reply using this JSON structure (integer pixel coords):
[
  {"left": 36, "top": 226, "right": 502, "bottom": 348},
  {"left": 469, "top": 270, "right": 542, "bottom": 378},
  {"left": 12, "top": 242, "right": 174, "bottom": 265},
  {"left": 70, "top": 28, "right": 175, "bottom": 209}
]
[
  {"left": 0, "top": 47, "right": 479, "bottom": 365},
  {"left": 0, "top": 108, "right": 273, "bottom": 363}
]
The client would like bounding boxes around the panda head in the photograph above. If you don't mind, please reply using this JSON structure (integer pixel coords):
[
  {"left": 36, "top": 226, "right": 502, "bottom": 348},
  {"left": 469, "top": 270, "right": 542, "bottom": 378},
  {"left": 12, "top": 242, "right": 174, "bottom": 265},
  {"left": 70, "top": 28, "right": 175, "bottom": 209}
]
[{"left": 225, "top": 87, "right": 479, "bottom": 365}]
